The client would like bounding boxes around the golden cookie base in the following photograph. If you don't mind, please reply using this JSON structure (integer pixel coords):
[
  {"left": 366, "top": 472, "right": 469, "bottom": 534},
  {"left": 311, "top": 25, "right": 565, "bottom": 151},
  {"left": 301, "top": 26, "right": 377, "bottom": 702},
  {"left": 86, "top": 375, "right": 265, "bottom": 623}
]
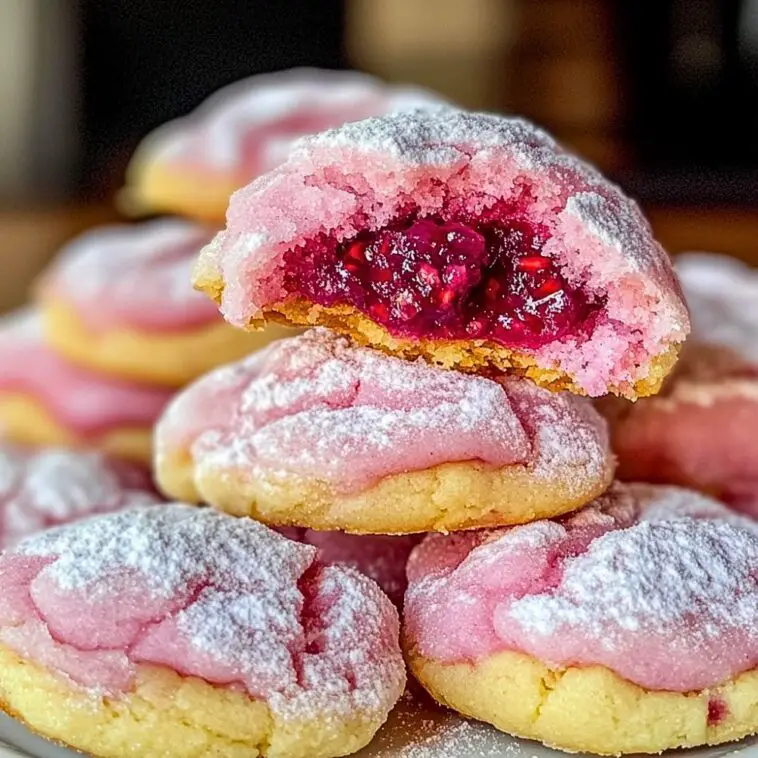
[
  {"left": 156, "top": 446, "right": 614, "bottom": 534},
  {"left": 192, "top": 269, "right": 679, "bottom": 400},
  {"left": 408, "top": 648, "right": 758, "bottom": 755},
  {"left": 41, "top": 299, "right": 291, "bottom": 388},
  {"left": 0, "top": 643, "right": 380, "bottom": 758},
  {"left": 0, "top": 393, "right": 152, "bottom": 464},
  {"left": 120, "top": 160, "right": 236, "bottom": 224}
]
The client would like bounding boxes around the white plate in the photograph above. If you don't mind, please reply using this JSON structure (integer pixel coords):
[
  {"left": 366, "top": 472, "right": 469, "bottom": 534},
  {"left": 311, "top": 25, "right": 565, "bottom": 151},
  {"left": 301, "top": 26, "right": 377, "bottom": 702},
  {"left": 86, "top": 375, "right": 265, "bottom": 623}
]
[{"left": 3, "top": 691, "right": 758, "bottom": 758}]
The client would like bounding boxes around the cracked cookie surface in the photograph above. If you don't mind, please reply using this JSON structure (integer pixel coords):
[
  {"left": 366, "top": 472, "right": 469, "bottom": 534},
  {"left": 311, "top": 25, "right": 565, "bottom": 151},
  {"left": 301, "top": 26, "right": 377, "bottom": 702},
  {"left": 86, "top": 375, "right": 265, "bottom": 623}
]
[
  {"left": 155, "top": 329, "right": 613, "bottom": 533},
  {"left": 404, "top": 482, "right": 758, "bottom": 754},
  {"left": 0, "top": 505, "right": 404, "bottom": 757}
]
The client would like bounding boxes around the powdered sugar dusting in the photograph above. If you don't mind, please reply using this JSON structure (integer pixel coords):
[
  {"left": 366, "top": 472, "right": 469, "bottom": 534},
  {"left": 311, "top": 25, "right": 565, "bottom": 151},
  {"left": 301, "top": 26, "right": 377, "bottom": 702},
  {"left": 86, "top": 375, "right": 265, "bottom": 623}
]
[
  {"left": 394, "top": 719, "right": 523, "bottom": 758},
  {"left": 156, "top": 329, "right": 610, "bottom": 493},
  {"left": 300, "top": 107, "right": 556, "bottom": 167},
  {"left": 38, "top": 219, "right": 217, "bottom": 332},
  {"left": 406, "top": 483, "right": 758, "bottom": 692},
  {"left": 17, "top": 506, "right": 261, "bottom": 594},
  {"left": 676, "top": 252, "right": 758, "bottom": 363},
  {"left": 510, "top": 518, "right": 758, "bottom": 637},
  {"left": 0, "top": 443, "right": 158, "bottom": 550},
  {"left": 199, "top": 108, "right": 688, "bottom": 396},
  {"left": 504, "top": 377, "right": 610, "bottom": 488},
  {"left": 356, "top": 689, "right": 526, "bottom": 758},
  {"left": 2, "top": 505, "right": 405, "bottom": 722}
]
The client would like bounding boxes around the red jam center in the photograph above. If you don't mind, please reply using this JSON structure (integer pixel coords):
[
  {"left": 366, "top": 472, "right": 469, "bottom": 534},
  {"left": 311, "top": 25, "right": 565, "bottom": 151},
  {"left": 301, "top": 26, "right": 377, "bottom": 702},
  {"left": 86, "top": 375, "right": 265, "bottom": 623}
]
[{"left": 285, "top": 209, "right": 598, "bottom": 349}]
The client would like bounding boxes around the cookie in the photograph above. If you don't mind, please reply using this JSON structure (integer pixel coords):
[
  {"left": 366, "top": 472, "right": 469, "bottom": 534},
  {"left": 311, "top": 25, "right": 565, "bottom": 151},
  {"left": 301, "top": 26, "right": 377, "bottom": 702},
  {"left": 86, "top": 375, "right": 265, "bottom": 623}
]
[
  {"left": 0, "top": 310, "right": 173, "bottom": 464},
  {"left": 194, "top": 108, "right": 689, "bottom": 398},
  {"left": 0, "top": 443, "right": 158, "bottom": 550},
  {"left": 598, "top": 343, "right": 758, "bottom": 517},
  {"left": 0, "top": 505, "right": 405, "bottom": 758},
  {"left": 123, "top": 68, "right": 445, "bottom": 223},
  {"left": 599, "top": 254, "right": 758, "bottom": 516},
  {"left": 154, "top": 329, "right": 614, "bottom": 533},
  {"left": 404, "top": 482, "right": 758, "bottom": 754},
  {"left": 35, "top": 219, "right": 285, "bottom": 387},
  {"left": 676, "top": 252, "right": 758, "bottom": 364}
]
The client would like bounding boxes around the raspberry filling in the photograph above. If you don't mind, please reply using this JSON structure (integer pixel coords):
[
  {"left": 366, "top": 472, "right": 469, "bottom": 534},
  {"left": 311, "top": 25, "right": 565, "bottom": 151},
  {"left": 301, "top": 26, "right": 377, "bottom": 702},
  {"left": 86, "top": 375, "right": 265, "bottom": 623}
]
[{"left": 285, "top": 207, "right": 600, "bottom": 349}]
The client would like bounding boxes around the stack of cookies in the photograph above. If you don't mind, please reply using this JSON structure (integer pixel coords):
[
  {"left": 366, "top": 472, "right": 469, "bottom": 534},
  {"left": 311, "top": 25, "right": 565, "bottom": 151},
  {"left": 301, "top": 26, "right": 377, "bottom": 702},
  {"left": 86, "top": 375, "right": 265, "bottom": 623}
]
[
  {"left": 0, "top": 221, "right": 260, "bottom": 467},
  {"left": 3, "top": 77, "right": 758, "bottom": 758},
  {"left": 600, "top": 252, "right": 758, "bottom": 518},
  {"left": 0, "top": 69, "right": 441, "bottom": 470},
  {"left": 155, "top": 107, "right": 758, "bottom": 754},
  {"left": 121, "top": 68, "right": 445, "bottom": 224}
]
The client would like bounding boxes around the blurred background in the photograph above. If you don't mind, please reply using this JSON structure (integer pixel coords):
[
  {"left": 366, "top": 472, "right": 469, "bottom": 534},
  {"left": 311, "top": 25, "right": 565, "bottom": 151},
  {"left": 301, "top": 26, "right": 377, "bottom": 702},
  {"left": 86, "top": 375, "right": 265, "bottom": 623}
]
[{"left": 1, "top": 0, "right": 758, "bottom": 310}]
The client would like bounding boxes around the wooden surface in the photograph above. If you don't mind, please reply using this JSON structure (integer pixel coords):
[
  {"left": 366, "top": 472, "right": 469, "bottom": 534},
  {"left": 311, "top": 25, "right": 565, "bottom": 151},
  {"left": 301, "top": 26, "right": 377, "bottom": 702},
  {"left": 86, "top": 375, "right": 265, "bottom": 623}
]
[
  {"left": 647, "top": 206, "right": 758, "bottom": 264},
  {"left": 0, "top": 204, "right": 755, "bottom": 312},
  {"left": 0, "top": 205, "right": 119, "bottom": 311}
]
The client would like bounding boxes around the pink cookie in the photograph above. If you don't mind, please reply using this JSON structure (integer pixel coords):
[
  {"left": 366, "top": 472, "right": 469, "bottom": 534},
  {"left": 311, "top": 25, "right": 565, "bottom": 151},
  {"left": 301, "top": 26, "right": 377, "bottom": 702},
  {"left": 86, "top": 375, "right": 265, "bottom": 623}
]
[
  {"left": 600, "top": 343, "right": 758, "bottom": 517},
  {"left": 0, "top": 505, "right": 405, "bottom": 758},
  {"left": 124, "top": 68, "right": 446, "bottom": 223},
  {"left": 0, "top": 442, "right": 158, "bottom": 551},
  {"left": 676, "top": 252, "right": 758, "bottom": 363},
  {"left": 194, "top": 108, "right": 689, "bottom": 399},
  {"left": 154, "top": 328, "right": 614, "bottom": 533},
  {"left": 38, "top": 219, "right": 217, "bottom": 333},
  {"left": 404, "top": 482, "right": 758, "bottom": 754},
  {"left": 0, "top": 310, "right": 173, "bottom": 464},
  {"left": 282, "top": 529, "right": 421, "bottom": 606},
  {"left": 35, "top": 219, "right": 276, "bottom": 387},
  {"left": 598, "top": 254, "right": 758, "bottom": 517}
]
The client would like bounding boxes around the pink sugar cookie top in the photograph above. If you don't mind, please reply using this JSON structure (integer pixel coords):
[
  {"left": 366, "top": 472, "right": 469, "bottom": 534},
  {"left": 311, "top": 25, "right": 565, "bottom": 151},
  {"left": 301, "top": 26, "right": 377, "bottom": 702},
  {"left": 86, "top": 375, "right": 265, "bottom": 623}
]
[
  {"left": 282, "top": 529, "right": 421, "bottom": 606},
  {"left": 608, "top": 344, "right": 758, "bottom": 518},
  {"left": 676, "top": 252, "right": 758, "bottom": 364},
  {"left": 133, "top": 68, "right": 446, "bottom": 178},
  {"left": 0, "top": 505, "right": 405, "bottom": 722},
  {"left": 0, "top": 310, "right": 174, "bottom": 436},
  {"left": 0, "top": 443, "right": 158, "bottom": 550},
  {"left": 197, "top": 108, "right": 689, "bottom": 397},
  {"left": 156, "top": 329, "right": 610, "bottom": 493},
  {"left": 406, "top": 483, "right": 758, "bottom": 692},
  {"left": 37, "top": 219, "right": 218, "bottom": 332}
]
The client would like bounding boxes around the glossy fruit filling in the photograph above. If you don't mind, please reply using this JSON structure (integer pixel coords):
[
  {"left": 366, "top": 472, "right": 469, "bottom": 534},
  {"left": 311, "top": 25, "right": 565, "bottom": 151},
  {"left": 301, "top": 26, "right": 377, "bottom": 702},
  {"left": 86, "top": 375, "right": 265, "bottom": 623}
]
[{"left": 284, "top": 207, "right": 600, "bottom": 350}]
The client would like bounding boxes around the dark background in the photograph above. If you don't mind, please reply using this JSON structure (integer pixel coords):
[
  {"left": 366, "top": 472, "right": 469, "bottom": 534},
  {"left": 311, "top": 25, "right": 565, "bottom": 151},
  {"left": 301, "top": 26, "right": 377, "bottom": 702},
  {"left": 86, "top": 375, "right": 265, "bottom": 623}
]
[
  {"left": 74, "top": 0, "right": 758, "bottom": 203},
  {"left": 1, "top": 0, "right": 757, "bottom": 310},
  {"left": 7, "top": 0, "right": 758, "bottom": 202},
  {"left": 80, "top": 0, "right": 347, "bottom": 196}
]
